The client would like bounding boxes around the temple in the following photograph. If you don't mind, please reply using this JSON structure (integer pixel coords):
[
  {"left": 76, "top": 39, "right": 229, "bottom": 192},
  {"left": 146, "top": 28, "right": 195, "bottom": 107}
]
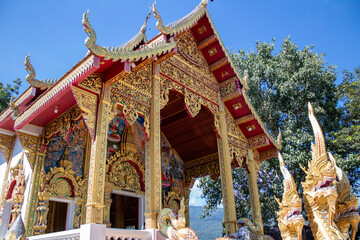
[{"left": 0, "top": 1, "right": 282, "bottom": 239}]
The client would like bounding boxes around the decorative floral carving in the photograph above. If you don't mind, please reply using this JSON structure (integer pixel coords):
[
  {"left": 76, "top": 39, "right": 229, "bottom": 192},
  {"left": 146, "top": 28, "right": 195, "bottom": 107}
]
[
  {"left": 0, "top": 133, "right": 15, "bottom": 162},
  {"left": 184, "top": 89, "right": 202, "bottom": 118},
  {"left": 177, "top": 31, "right": 208, "bottom": 69},
  {"left": 185, "top": 160, "right": 219, "bottom": 187},
  {"left": 71, "top": 86, "right": 98, "bottom": 139},
  {"left": 17, "top": 132, "right": 40, "bottom": 169},
  {"left": 78, "top": 73, "right": 103, "bottom": 94},
  {"left": 106, "top": 150, "right": 144, "bottom": 191},
  {"left": 43, "top": 105, "right": 82, "bottom": 140}
]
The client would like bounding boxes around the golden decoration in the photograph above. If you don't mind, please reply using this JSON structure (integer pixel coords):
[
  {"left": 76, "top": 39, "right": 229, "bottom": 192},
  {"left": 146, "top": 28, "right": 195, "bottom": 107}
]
[
  {"left": 9, "top": 96, "right": 19, "bottom": 120},
  {"left": 184, "top": 89, "right": 202, "bottom": 118},
  {"left": 17, "top": 132, "right": 40, "bottom": 170},
  {"left": 177, "top": 31, "right": 208, "bottom": 69},
  {"left": 43, "top": 105, "right": 82, "bottom": 140},
  {"left": 24, "top": 54, "right": 57, "bottom": 90},
  {"left": 301, "top": 103, "right": 343, "bottom": 239},
  {"left": 82, "top": 10, "right": 176, "bottom": 62},
  {"left": 276, "top": 152, "right": 304, "bottom": 240},
  {"left": 198, "top": 25, "right": 207, "bottom": 35},
  {"left": 232, "top": 102, "right": 242, "bottom": 110},
  {"left": 329, "top": 152, "right": 359, "bottom": 239},
  {"left": 208, "top": 47, "right": 217, "bottom": 56},
  {"left": 153, "top": 0, "right": 208, "bottom": 35},
  {"left": 79, "top": 73, "right": 103, "bottom": 94},
  {"left": 0, "top": 133, "right": 15, "bottom": 162},
  {"left": 248, "top": 134, "right": 269, "bottom": 149},
  {"left": 71, "top": 86, "right": 98, "bottom": 139},
  {"left": 245, "top": 124, "right": 256, "bottom": 132},
  {"left": 14, "top": 55, "right": 98, "bottom": 130},
  {"left": 106, "top": 150, "right": 144, "bottom": 191}
]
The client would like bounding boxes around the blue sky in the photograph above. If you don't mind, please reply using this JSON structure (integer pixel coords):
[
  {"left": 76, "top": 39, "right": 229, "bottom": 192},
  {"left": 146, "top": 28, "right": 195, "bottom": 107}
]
[
  {"left": 0, "top": 0, "right": 359, "bottom": 204},
  {"left": 1, "top": 0, "right": 359, "bottom": 94}
]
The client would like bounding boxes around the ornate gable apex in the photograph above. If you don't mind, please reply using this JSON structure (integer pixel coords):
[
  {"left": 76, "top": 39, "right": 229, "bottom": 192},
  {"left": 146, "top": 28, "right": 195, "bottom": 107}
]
[{"left": 154, "top": 0, "right": 282, "bottom": 159}]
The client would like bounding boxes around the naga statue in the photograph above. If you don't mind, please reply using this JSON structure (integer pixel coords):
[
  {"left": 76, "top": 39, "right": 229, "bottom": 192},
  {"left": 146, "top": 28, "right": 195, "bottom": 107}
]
[
  {"left": 82, "top": 8, "right": 175, "bottom": 63},
  {"left": 24, "top": 54, "right": 57, "bottom": 90},
  {"left": 301, "top": 103, "right": 344, "bottom": 239},
  {"left": 157, "top": 198, "right": 199, "bottom": 240},
  {"left": 275, "top": 152, "right": 304, "bottom": 240},
  {"left": 329, "top": 153, "right": 359, "bottom": 240},
  {"left": 9, "top": 96, "right": 19, "bottom": 120}
]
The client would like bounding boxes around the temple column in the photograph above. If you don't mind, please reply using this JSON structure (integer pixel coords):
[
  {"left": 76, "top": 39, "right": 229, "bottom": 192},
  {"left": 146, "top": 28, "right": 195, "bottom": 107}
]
[
  {"left": 14, "top": 132, "right": 44, "bottom": 237},
  {"left": 217, "top": 101, "right": 237, "bottom": 235},
  {"left": 184, "top": 187, "right": 191, "bottom": 227},
  {"left": 144, "top": 63, "right": 162, "bottom": 229},
  {"left": 103, "top": 184, "right": 113, "bottom": 227},
  {"left": 247, "top": 149, "right": 264, "bottom": 234},
  {"left": 85, "top": 84, "right": 111, "bottom": 224},
  {"left": 24, "top": 152, "right": 46, "bottom": 236}
]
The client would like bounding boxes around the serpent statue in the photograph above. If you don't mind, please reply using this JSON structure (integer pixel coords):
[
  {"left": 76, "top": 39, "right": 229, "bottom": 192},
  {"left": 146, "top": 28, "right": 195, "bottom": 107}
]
[
  {"left": 301, "top": 103, "right": 344, "bottom": 239},
  {"left": 275, "top": 152, "right": 304, "bottom": 240}
]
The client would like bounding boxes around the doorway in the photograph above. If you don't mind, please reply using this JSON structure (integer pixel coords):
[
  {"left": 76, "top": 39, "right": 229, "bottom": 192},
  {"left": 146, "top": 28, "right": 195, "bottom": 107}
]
[
  {"left": 110, "top": 194, "right": 139, "bottom": 229},
  {"left": 46, "top": 201, "right": 68, "bottom": 233}
]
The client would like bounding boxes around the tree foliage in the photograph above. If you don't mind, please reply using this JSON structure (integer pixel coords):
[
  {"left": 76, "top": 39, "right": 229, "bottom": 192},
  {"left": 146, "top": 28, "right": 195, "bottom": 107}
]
[
  {"left": 199, "top": 37, "right": 341, "bottom": 227},
  {"left": 0, "top": 78, "right": 21, "bottom": 112},
  {"left": 330, "top": 67, "right": 360, "bottom": 192}
]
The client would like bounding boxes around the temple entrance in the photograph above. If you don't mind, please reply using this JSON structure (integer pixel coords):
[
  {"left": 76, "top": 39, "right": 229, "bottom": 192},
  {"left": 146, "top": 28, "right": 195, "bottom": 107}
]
[
  {"left": 45, "top": 201, "right": 68, "bottom": 233},
  {"left": 110, "top": 191, "right": 145, "bottom": 229}
]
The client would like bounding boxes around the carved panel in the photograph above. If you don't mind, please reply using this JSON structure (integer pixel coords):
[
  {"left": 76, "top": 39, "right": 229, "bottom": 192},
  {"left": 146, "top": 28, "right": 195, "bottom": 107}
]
[
  {"left": 0, "top": 133, "right": 15, "bottom": 162},
  {"left": 248, "top": 134, "right": 270, "bottom": 149},
  {"left": 79, "top": 73, "right": 103, "bottom": 94},
  {"left": 43, "top": 105, "right": 82, "bottom": 140},
  {"left": 106, "top": 150, "right": 145, "bottom": 192},
  {"left": 185, "top": 160, "right": 220, "bottom": 187},
  {"left": 177, "top": 31, "right": 208, "bottom": 69},
  {"left": 184, "top": 89, "right": 202, "bottom": 118},
  {"left": 111, "top": 63, "right": 152, "bottom": 105},
  {"left": 71, "top": 86, "right": 98, "bottom": 139},
  {"left": 17, "top": 132, "right": 40, "bottom": 169}
]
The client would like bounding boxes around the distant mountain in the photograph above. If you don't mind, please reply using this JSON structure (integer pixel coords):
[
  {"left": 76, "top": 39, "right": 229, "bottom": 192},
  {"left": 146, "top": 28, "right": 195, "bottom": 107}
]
[{"left": 189, "top": 206, "right": 224, "bottom": 240}]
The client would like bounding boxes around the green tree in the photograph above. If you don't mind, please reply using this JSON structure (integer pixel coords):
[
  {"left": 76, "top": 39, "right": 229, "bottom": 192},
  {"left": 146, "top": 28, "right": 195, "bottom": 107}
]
[
  {"left": 330, "top": 67, "right": 360, "bottom": 192},
  {"left": 199, "top": 37, "right": 340, "bottom": 228},
  {"left": 0, "top": 78, "right": 21, "bottom": 112}
]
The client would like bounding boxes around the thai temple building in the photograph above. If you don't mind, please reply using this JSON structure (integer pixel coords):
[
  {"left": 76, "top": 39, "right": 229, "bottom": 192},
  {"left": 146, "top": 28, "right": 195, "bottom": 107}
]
[{"left": 0, "top": 1, "right": 283, "bottom": 239}]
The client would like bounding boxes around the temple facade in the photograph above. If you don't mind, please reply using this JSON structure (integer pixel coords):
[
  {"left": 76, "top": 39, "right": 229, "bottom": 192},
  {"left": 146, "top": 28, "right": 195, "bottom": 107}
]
[{"left": 0, "top": 1, "right": 281, "bottom": 239}]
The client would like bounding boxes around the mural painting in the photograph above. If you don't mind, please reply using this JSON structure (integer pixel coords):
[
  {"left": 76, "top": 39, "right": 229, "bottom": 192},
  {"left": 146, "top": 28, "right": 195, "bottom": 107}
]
[
  {"left": 44, "top": 118, "right": 87, "bottom": 176},
  {"left": 161, "top": 134, "right": 185, "bottom": 199}
]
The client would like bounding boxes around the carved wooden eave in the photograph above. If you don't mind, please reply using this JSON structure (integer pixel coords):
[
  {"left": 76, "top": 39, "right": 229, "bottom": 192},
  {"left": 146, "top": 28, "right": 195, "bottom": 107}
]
[
  {"left": 82, "top": 10, "right": 176, "bottom": 63},
  {"left": 154, "top": 0, "right": 281, "bottom": 160},
  {"left": 16, "top": 132, "right": 40, "bottom": 170},
  {"left": 0, "top": 88, "right": 33, "bottom": 130},
  {"left": 0, "top": 132, "right": 15, "bottom": 162},
  {"left": 13, "top": 54, "right": 99, "bottom": 130}
]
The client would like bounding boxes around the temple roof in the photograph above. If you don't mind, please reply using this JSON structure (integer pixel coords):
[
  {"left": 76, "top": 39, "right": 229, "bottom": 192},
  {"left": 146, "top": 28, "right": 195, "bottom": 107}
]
[{"left": 0, "top": 0, "right": 281, "bottom": 160}]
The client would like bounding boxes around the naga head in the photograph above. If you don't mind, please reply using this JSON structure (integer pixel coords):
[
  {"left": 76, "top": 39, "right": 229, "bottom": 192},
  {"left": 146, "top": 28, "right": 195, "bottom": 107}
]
[
  {"left": 152, "top": 1, "right": 161, "bottom": 21},
  {"left": 276, "top": 152, "right": 304, "bottom": 239},
  {"left": 140, "top": 5, "right": 152, "bottom": 34},
  {"left": 302, "top": 103, "right": 337, "bottom": 223},
  {"left": 329, "top": 152, "right": 360, "bottom": 239}
]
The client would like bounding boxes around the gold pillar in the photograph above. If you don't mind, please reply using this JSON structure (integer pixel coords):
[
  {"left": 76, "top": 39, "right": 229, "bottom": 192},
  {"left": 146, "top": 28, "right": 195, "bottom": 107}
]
[
  {"left": 247, "top": 149, "right": 264, "bottom": 234},
  {"left": 184, "top": 187, "right": 191, "bottom": 227},
  {"left": 217, "top": 100, "right": 237, "bottom": 234},
  {"left": 103, "top": 184, "right": 113, "bottom": 227},
  {"left": 73, "top": 197, "right": 85, "bottom": 229},
  {"left": 85, "top": 84, "right": 111, "bottom": 224},
  {"left": 25, "top": 153, "right": 46, "bottom": 236},
  {"left": 144, "top": 63, "right": 162, "bottom": 229},
  {"left": 33, "top": 190, "right": 51, "bottom": 235}
]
